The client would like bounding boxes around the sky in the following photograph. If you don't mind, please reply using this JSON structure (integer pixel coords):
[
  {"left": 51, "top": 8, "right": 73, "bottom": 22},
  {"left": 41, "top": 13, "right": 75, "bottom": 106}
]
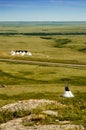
[{"left": 0, "top": 0, "right": 86, "bottom": 21}]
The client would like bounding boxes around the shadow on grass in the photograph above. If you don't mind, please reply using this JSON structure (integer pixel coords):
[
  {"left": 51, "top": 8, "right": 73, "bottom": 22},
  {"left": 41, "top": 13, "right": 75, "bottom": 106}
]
[
  {"left": 0, "top": 91, "right": 86, "bottom": 103},
  {"left": 0, "top": 70, "right": 86, "bottom": 86}
]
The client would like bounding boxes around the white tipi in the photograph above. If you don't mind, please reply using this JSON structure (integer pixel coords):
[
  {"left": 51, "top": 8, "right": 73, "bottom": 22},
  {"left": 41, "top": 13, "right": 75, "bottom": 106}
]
[{"left": 62, "top": 84, "right": 74, "bottom": 98}]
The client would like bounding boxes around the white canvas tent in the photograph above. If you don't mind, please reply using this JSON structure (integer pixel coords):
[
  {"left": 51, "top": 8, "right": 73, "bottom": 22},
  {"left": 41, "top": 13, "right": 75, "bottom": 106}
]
[
  {"left": 62, "top": 85, "right": 74, "bottom": 98},
  {"left": 11, "top": 50, "right": 32, "bottom": 56}
]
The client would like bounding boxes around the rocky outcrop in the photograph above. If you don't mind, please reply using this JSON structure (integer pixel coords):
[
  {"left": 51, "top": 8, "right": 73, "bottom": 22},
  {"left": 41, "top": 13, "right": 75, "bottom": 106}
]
[
  {"left": 0, "top": 99, "right": 57, "bottom": 112},
  {"left": 0, "top": 118, "right": 84, "bottom": 130},
  {"left": 0, "top": 99, "right": 85, "bottom": 130}
]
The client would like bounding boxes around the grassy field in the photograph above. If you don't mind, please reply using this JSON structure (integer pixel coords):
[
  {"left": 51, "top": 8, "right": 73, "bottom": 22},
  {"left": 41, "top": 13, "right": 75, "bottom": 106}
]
[
  {"left": 0, "top": 22, "right": 86, "bottom": 127},
  {"left": 0, "top": 35, "right": 86, "bottom": 64},
  {"left": 0, "top": 61, "right": 86, "bottom": 127}
]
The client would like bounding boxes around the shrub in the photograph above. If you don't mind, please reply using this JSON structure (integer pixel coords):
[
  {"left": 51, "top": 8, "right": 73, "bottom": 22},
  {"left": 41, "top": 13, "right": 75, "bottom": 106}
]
[
  {"left": 55, "top": 38, "right": 72, "bottom": 48},
  {"left": 0, "top": 109, "right": 31, "bottom": 123},
  {"left": 78, "top": 48, "right": 86, "bottom": 53}
]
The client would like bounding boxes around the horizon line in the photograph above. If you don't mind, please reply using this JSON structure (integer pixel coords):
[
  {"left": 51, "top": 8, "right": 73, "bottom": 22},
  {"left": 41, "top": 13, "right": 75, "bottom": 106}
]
[{"left": 0, "top": 20, "right": 86, "bottom": 22}]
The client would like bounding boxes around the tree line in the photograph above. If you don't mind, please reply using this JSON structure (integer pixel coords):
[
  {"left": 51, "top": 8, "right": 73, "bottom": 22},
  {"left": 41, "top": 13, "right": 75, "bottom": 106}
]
[{"left": 0, "top": 32, "right": 86, "bottom": 36}]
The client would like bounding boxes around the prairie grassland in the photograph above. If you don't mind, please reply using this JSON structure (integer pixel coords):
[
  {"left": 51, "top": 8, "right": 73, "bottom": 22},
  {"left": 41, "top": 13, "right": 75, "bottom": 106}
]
[
  {"left": 0, "top": 23, "right": 86, "bottom": 127},
  {"left": 0, "top": 22, "right": 86, "bottom": 33},
  {"left": 0, "top": 24, "right": 86, "bottom": 103},
  {"left": 0, "top": 61, "right": 86, "bottom": 101},
  {"left": 0, "top": 35, "right": 86, "bottom": 64},
  {"left": 0, "top": 61, "right": 86, "bottom": 127}
]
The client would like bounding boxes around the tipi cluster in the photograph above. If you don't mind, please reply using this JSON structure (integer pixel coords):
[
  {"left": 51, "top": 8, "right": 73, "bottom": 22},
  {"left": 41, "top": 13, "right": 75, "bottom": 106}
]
[{"left": 11, "top": 50, "right": 32, "bottom": 56}]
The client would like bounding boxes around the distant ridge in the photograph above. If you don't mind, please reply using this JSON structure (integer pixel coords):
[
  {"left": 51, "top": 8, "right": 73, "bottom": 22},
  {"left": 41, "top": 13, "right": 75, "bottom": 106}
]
[
  {"left": 0, "top": 32, "right": 86, "bottom": 36},
  {"left": 0, "top": 21, "right": 86, "bottom": 27}
]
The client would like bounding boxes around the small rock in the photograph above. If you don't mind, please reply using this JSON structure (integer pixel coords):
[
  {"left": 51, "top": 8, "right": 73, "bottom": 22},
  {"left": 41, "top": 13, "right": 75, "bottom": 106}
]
[
  {"left": 0, "top": 84, "right": 7, "bottom": 88},
  {"left": 42, "top": 110, "right": 58, "bottom": 116},
  {"left": 59, "top": 121, "right": 71, "bottom": 124}
]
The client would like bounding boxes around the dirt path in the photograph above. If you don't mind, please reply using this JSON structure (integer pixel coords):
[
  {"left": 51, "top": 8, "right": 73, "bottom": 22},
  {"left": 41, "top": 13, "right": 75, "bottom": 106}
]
[{"left": 0, "top": 58, "right": 86, "bottom": 69}]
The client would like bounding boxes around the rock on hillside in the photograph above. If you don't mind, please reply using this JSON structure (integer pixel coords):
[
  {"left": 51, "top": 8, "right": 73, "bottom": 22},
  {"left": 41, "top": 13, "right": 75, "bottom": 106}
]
[
  {"left": 0, "top": 99, "right": 85, "bottom": 130},
  {"left": 0, "top": 99, "right": 57, "bottom": 112},
  {"left": 0, "top": 119, "right": 84, "bottom": 130}
]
